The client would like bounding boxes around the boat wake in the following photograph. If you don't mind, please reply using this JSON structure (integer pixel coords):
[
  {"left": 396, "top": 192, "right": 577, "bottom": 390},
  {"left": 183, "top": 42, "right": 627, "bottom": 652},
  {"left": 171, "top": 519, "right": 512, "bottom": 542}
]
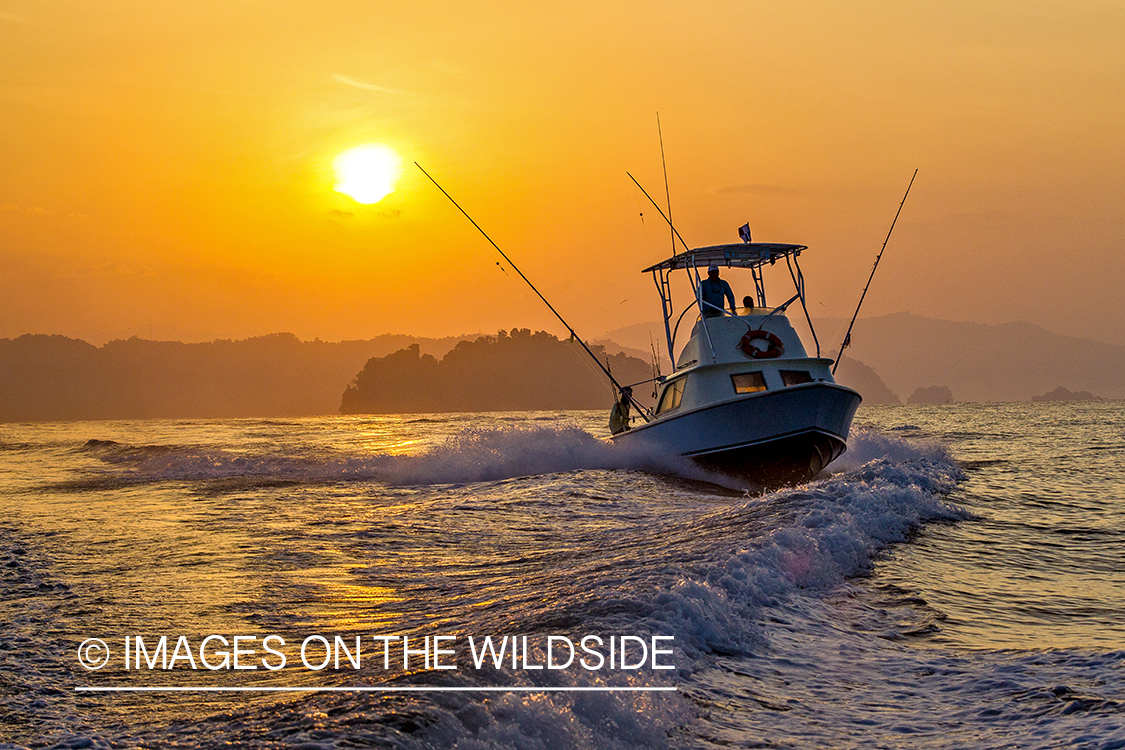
[
  {"left": 16, "top": 421, "right": 999, "bottom": 749},
  {"left": 71, "top": 425, "right": 957, "bottom": 495},
  {"left": 72, "top": 426, "right": 733, "bottom": 490}
]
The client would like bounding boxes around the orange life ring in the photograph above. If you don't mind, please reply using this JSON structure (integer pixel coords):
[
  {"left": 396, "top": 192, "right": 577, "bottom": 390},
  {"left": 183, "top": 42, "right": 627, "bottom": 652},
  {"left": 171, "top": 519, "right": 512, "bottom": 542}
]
[{"left": 740, "top": 329, "right": 784, "bottom": 359}]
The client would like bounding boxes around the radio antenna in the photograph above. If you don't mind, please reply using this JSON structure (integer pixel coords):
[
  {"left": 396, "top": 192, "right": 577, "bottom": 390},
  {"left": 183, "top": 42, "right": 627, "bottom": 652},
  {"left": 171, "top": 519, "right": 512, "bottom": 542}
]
[{"left": 832, "top": 169, "right": 918, "bottom": 374}]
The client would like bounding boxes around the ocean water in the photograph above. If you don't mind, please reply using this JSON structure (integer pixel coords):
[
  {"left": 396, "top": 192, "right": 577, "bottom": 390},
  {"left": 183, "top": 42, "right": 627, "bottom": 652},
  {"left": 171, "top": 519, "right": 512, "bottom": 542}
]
[{"left": 0, "top": 402, "right": 1122, "bottom": 749}]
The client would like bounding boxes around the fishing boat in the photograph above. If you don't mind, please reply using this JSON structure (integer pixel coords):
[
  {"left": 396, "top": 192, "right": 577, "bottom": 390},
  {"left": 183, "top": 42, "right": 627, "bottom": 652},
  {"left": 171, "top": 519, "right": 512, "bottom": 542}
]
[
  {"left": 416, "top": 163, "right": 877, "bottom": 487},
  {"left": 610, "top": 239, "right": 861, "bottom": 486}
]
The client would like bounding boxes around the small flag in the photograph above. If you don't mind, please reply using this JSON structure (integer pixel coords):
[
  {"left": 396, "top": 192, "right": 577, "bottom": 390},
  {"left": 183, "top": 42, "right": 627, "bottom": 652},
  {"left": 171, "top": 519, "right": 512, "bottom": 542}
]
[{"left": 738, "top": 223, "right": 752, "bottom": 243}]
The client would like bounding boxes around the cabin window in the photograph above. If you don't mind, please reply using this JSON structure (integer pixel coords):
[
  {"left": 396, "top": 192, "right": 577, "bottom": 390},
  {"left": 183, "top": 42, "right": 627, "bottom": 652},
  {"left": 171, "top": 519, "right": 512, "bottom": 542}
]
[
  {"left": 731, "top": 372, "right": 767, "bottom": 394},
  {"left": 780, "top": 370, "right": 813, "bottom": 386},
  {"left": 657, "top": 378, "right": 685, "bottom": 414}
]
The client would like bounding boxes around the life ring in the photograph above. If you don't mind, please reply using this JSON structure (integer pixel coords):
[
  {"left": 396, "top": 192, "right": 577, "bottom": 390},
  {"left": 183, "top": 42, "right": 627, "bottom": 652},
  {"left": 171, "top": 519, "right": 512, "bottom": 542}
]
[{"left": 740, "top": 329, "right": 784, "bottom": 359}]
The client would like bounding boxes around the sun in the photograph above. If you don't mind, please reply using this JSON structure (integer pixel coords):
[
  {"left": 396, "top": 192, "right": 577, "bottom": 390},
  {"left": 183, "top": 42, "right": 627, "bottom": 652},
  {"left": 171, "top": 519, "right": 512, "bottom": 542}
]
[{"left": 333, "top": 144, "right": 403, "bottom": 204}]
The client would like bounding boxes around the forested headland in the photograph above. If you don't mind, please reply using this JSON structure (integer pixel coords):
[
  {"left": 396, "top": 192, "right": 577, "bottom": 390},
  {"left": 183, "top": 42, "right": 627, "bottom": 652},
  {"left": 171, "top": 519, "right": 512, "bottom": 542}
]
[{"left": 340, "top": 329, "right": 653, "bottom": 414}]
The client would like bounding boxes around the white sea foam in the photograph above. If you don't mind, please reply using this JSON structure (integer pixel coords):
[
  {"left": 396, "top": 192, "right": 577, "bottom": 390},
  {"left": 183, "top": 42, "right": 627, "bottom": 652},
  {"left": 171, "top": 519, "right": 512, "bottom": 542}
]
[
  {"left": 376, "top": 426, "right": 726, "bottom": 487},
  {"left": 78, "top": 426, "right": 737, "bottom": 488},
  {"left": 386, "top": 431, "right": 973, "bottom": 748},
  {"left": 831, "top": 426, "right": 953, "bottom": 471},
  {"left": 634, "top": 441, "right": 968, "bottom": 661}
]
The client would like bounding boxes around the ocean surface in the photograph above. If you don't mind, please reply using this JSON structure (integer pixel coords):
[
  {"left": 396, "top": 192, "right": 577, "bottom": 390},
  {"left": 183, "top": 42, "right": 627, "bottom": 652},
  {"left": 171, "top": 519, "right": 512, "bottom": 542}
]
[{"left": 1, "top": 402, "right": 1122, "bottom": 749}]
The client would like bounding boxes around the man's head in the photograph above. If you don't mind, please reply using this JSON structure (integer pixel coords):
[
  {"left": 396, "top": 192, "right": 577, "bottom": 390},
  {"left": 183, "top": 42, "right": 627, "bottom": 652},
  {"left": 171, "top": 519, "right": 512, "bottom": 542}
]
[{"left": 708, "top": 264, "right": 720, "bottom": 279}]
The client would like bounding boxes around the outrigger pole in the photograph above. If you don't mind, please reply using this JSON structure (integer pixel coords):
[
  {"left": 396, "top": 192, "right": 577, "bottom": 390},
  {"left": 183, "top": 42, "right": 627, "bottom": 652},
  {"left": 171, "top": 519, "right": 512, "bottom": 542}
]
[
  {"left": 628, "top": 171, "right": 691, "bottom": 368},
  {"left": 657, "top": 113, "right": 676, "bottom": 261},
  {"left": 832, "top": 169, "right": 918, "bottom": 375},
  {"left": 416, "top": 162, "right": 651, "bottom": 423}
]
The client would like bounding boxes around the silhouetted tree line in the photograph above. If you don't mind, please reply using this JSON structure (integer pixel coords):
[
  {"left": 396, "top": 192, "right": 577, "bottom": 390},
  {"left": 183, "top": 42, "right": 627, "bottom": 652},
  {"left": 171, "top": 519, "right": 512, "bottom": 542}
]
[
  {"left": 0, "top": 332, "right": 469, "bottom": 421},
  {"left": 340, "top": 329, "right": 653, "bottom": 414}
]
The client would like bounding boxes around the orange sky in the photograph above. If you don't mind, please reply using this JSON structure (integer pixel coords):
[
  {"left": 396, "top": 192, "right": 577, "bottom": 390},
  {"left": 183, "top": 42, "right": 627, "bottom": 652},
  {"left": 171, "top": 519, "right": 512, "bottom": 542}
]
[{"left": 3, "top": 1, "right": 1123, "bottom": 346}]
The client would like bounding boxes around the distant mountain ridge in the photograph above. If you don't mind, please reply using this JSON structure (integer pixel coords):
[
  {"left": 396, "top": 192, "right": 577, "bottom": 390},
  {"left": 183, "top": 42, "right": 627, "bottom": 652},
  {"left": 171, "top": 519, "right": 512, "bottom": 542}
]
[
  {"left": 4, "top": 312, "right": 1119, "bottom": 422},
  {"left": 0, "top": 332, "right": 474, "bottom": 421},
  {"left": 826, "top": 313, "right": 1125, "bottom": 402}
]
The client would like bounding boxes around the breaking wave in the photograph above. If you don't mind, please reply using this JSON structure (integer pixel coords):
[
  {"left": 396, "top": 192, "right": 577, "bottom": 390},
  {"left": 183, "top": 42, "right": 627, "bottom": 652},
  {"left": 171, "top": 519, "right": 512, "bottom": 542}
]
[{"left": 74, "top": 427, "right": 732, "bottom": 489}]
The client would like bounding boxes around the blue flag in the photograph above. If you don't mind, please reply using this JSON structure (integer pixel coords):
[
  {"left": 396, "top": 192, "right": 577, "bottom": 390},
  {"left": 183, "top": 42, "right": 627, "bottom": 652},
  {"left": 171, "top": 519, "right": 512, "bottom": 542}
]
[{"left": 738, "top": 223, "right": 752, "bottom": 243}]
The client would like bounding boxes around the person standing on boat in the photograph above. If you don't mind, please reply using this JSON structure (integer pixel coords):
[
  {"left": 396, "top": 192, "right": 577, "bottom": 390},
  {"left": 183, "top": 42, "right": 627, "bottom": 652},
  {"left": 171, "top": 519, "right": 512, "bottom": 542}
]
[
  {"left": 609, "top": 387, "right": 632, "bottom": 434},
  {"left": 700, "top": 265, "right": 736, "bottom": 317}
]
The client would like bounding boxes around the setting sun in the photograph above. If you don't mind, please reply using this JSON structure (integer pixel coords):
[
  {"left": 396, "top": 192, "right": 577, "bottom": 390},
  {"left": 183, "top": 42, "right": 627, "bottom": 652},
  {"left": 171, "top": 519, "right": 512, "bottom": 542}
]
[{"left": 333, "top": 144, "right": 402, "bottom": 204}]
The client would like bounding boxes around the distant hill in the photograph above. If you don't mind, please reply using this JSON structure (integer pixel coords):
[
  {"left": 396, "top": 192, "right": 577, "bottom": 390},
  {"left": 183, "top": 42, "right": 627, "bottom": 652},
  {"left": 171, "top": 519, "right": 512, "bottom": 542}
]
[
  {"left": 591, "top": 338, "right": 652, "bottom": 363},
  {"left": 341, "top": 329, "right": 652, "bottom": 414},
  {"left": 822, "top": 313, "right": 1125, "bottom": 402},
  {"left": 908, "top": 385, "right": 955, "bottom": 405},
  {"left": 833, "top": 356, "right": 901, "bottom": 405},
  {"left": 597, "top": 322, "right": 669, "bottom": 358},
  {"left": 1032, "top": 386, "right": 1102, "bottom": 402},
  {"left": 7, "top": 311, "right": 1117, "bottom": 421},
  {"left": 0, "top": 333, "right": 473, "bottom": 421}
]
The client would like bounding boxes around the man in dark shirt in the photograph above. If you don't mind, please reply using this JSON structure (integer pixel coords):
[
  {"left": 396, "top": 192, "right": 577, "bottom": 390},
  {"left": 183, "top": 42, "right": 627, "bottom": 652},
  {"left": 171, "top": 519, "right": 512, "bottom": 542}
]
[{"left": 700, "top": 265, "right": 735, "bottom": 317}]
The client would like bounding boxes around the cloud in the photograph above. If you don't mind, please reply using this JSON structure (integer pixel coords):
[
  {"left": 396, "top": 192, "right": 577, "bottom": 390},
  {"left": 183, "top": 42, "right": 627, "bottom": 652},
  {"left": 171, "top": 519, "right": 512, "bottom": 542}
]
[{"left": 332, "top": 74, "right": 406, "bottom": 95}]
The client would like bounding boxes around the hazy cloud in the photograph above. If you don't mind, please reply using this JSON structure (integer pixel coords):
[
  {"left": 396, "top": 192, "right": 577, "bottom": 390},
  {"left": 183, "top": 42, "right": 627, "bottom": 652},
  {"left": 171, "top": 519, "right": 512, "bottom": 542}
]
[{"left": 332, "top": 74, "right": 406, "bottom": 95}]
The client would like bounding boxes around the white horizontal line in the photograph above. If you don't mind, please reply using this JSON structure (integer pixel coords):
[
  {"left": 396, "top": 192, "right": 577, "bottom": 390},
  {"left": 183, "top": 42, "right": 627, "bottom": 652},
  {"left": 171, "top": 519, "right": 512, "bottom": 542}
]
[{"left": 75, "top": 686, "right": 677, "bottom": 693}]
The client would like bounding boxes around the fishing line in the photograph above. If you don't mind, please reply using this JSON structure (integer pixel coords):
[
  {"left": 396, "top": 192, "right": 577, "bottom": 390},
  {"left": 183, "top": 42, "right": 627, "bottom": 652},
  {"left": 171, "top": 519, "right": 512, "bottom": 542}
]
[
  {"left": 416, "top": 162, "right": 651, "bottom": 421},
  {"left": 832, "top": 169, "right": 918, "bottom": 374}
]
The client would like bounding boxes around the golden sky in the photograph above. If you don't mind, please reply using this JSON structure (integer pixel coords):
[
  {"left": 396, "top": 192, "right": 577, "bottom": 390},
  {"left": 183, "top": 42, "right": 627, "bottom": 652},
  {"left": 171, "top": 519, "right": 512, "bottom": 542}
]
[{"left": 3, "top": 0, "right": 1123, "bottom": 345}]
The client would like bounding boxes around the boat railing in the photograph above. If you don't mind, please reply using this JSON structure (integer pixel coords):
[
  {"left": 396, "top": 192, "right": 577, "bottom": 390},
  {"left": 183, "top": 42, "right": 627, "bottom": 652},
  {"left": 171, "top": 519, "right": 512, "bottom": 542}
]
[
  {"left": 692, "top": 292, "right": 802, "bottom": 331},
  {"left": 755, "top": 292, "right": 801, "bottom": 328},
  {"left": 675, "top": 292, "right": 801, "bottom": 365},
  {"left": 651, "top": 240, "right": 821, "bottom": 364}
]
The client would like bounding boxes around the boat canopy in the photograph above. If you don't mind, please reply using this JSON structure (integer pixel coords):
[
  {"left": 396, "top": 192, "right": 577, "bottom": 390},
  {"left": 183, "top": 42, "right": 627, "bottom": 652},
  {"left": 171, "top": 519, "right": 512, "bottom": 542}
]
[{"left": 642, "top": 243, "right": 806, "bottom": 273}]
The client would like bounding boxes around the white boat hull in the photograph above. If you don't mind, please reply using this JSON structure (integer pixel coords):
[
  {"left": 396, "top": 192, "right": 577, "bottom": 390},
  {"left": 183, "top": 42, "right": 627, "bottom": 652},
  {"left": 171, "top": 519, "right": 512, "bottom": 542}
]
[{"left": 613, "top": 382, "right": 861, "bottom": 486}]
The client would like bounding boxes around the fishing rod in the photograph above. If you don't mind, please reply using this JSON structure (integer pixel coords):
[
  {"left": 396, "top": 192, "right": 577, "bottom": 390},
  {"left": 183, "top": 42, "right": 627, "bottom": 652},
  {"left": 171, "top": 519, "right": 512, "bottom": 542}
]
[
  {"left": 832, "top": 168, "right": 918, "bottom": 375},
  {"left": 415, "top": 162, "right": 652, "bottom": 422},
  {"left": 627, "top": 172, "right": 691, "bottom": 254},
  {"left": 657, "top": 113, "right": 676, "bottom": 260}
]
